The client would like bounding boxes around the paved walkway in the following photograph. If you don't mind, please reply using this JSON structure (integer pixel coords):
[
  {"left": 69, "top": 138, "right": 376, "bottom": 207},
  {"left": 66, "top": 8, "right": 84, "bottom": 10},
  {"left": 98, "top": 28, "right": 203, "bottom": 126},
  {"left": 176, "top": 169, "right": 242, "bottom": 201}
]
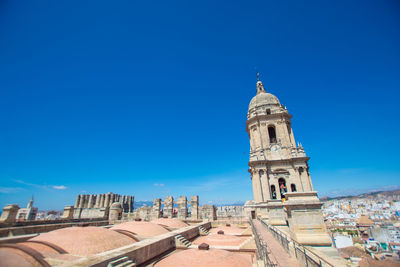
[{"left": 252, "top": 220, "right": 300, "bottom": 267}]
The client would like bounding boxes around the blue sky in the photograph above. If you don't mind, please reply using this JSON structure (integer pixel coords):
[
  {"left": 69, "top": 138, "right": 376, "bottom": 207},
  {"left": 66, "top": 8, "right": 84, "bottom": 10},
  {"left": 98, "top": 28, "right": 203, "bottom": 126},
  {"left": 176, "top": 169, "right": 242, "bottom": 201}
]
[{"left": 0, "top": 1, "right": 399, "bottom": 210}]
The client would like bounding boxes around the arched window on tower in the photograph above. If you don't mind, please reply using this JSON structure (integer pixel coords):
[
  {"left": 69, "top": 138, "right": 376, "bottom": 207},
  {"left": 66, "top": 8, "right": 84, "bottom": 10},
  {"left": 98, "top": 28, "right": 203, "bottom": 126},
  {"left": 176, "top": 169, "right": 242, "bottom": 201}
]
[
  {"left": 271, "top": 185, "right": 276, "bottom": 199},
  {"left": 291, "top": 184, "right": 297, "bottom": 192},
  {"left": 268, "top": 126, "right": 277, "bottom": 144},
  {"left": 278, "top": 178, "right": 287, "bottom": 199},
  {"left": 266, "top": 109, "right": 271, "bottom": 115}
]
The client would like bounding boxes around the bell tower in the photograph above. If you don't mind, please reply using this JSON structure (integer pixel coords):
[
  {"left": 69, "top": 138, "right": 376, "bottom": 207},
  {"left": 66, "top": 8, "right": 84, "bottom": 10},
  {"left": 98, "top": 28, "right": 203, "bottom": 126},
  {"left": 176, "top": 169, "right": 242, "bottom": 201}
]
[
  {"left": 245, "top": 76, "right": 332, "bottom": 246},
  {"left": 247, "top": 79, "right": 313, "bottom": 203}
]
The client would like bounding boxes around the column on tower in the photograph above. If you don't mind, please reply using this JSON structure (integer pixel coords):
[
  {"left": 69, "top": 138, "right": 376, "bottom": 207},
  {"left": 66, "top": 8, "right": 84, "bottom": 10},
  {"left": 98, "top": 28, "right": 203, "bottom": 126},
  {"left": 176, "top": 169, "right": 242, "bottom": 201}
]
[
  {"left": 259, "top": 170, "right": 270, "bottom": 202},
  {"left": 251, "top": 169, "right": 263, "bottom": 202}
]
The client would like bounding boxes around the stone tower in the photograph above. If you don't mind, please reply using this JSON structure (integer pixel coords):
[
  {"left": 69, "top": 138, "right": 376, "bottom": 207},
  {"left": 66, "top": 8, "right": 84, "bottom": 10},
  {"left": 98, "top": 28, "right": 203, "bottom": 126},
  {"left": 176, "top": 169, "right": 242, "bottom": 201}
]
[
  {"left": 246, "top": 79, "right": 312, "bottom": 203},
  {"left": 245, "top": 78, "right": 331, "bottom": 246}
]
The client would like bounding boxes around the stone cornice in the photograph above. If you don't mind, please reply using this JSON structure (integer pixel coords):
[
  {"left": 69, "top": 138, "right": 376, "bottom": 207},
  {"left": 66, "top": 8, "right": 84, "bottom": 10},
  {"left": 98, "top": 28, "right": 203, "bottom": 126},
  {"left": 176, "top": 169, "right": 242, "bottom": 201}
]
[{"left": 248, "top": 156, "right": 310, "bottom": 167}]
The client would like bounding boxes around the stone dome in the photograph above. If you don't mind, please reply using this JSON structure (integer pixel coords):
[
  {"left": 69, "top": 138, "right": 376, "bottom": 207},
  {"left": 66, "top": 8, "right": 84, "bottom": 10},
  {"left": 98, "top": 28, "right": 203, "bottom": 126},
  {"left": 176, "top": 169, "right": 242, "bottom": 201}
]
[
  {"left": 154, "top": 248, "right": 252, "bottom": 267},
  {"left": 111, "top": 221, "right": 170, "bottom": 237},
  {"left": 248, "top": 80, "right": 280, "bottom": 112},
  {"left": 248, "top": 92, "right": 280, "bottom": 110},
  {"left": 30, "top": 226, "right": 135, "bottom": 256},
  {"left": 151, "top": 218, "right": 188, "bottom": 229},
  {"left": 0, "top": 246, "right": 46, "bottom": 267}
]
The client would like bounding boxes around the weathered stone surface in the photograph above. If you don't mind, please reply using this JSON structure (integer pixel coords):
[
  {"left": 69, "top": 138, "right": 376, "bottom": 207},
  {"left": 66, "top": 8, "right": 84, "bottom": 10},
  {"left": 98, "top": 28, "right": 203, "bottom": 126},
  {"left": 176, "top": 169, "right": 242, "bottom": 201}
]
[
  {"left": 190, "top": 195, "right": 199, "bottom": 219},
  {"left": 163, "top": 196, "right": 174, "bottom": 218},
  {"left": 177, "top": 196, "right": 187, "bottom": 220}
]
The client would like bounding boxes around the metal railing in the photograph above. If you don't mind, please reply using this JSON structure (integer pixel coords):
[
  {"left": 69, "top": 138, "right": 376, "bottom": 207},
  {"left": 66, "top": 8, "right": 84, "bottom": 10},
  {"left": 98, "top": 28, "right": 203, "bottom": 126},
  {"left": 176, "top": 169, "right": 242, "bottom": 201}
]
[
  {"left": 249, "top": 218, "right": 278, "bottom": 267},
  {"left": 259, "top": 219, "right": 334, "bottom": 267}
]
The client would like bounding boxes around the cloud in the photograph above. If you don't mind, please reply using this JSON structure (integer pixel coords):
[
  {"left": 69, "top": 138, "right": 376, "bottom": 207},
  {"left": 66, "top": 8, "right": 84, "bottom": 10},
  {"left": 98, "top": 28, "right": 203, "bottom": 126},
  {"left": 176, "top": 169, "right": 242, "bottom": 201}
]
[
  {"left": 0, "top": 186, "right": 24, "bottom": 194},
  {"left": 13, "top": 179, "right": 68, "bottom": 191},
  {"left": 53, "top": 185, "right": 67, "bottom": 190},
  {"left": 14, "top": 179, "right": 48, "bottom": 189},
  {"left": 154, "top": 183, "right": 165, "bottom": 187}
]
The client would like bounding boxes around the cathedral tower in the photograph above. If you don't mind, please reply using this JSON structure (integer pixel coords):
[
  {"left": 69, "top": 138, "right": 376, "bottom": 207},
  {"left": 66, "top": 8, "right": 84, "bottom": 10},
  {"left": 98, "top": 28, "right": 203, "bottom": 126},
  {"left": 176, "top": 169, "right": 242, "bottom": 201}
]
[
  {"left": 245, "top": 77, "right": 332, "bottom": 246},
  {"left": 247, "top": 79, "right": 313, "bottom": 203}
]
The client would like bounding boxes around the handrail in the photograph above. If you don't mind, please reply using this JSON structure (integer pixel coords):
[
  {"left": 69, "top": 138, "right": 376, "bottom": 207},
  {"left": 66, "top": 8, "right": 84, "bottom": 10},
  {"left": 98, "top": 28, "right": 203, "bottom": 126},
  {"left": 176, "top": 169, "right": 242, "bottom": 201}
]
[
  {"left": 259, "top": 219, "right": 334, "bottom": 267},
  {"left": 249, "top": 218, "right": 278, "bottom": 267}
]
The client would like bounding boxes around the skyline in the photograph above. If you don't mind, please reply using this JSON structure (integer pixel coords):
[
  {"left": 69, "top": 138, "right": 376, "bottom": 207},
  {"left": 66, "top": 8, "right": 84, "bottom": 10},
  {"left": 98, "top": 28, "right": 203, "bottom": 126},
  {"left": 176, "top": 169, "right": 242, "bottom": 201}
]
[{"left": 1, "top": 0, "right": 400, "bottom": 210}]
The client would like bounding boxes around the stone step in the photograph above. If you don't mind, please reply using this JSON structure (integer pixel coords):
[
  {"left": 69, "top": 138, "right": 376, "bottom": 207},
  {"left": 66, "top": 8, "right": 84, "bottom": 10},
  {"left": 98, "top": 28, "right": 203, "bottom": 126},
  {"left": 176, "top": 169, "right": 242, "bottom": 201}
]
[
  {"left": 115, "top": 260, "right": 135, "bottom": 267},
  {"left": 107, "top": 257, "right": 129, "bottom": 267}
]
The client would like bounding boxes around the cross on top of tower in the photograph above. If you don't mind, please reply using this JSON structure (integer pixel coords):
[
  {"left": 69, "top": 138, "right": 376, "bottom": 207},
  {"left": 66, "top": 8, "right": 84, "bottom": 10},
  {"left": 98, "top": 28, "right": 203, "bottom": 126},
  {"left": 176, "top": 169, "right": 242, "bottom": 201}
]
[{"left": 256, "top": 71, "right": 266, "bottom": 95}]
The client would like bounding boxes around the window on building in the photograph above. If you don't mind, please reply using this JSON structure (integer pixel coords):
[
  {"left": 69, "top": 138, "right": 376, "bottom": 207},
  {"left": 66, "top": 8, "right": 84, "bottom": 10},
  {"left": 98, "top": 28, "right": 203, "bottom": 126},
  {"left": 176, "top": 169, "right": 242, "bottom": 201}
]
[
  {"left": 268, "top": 126, "right": 277, "bottom": 143},
  {"left": 271, "top": 185, "right": 276, "bottom": 199},
  {"left": 266, "top": 109, "right": 271, "bottom": 115},
  {"left": 278, "top": 178, "right": 287, "bottom": 199},
  {"left": 291, "top": 184, "right": 297, "bottom": 192}
]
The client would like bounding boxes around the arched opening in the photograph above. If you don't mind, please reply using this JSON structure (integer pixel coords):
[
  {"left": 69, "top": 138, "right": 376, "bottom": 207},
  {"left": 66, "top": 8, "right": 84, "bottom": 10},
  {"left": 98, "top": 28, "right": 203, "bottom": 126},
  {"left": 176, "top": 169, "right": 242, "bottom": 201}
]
[
  {"left": 266, "top": 109, "right": 271, "bottom": 115},
  {"left": 291, "top": 184, "right": 297, "bottom": 192},
  {"left": 270, "top": 185, "right": 276, "bottom": 199},
  {"left": 268, "top": 126, "right": 277, "bottom": 144},
  {"left": 278, "top": 178, "right": 287, "bottom": 199}
]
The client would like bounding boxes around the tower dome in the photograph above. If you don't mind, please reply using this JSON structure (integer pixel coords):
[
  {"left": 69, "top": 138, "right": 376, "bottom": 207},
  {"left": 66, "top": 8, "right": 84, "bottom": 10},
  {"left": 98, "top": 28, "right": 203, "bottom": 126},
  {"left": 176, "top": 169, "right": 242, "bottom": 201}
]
[
  {"left": 247, "top": 80, "right": 283, "bottom": 120},
  {"left": 248, "top": 81, "right": 280, "bottom": 111}
]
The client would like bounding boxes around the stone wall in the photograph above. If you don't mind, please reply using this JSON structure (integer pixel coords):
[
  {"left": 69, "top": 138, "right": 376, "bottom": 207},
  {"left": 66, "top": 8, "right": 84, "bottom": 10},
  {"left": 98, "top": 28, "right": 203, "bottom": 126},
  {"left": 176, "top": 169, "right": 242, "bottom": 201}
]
[{"left": 72, "top": 192, "right": 134, "bottom": 219}]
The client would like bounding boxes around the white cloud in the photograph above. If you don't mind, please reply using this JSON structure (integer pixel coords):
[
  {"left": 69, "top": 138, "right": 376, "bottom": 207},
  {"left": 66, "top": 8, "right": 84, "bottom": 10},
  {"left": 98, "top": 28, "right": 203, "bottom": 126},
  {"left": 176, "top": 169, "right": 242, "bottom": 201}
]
[
  {"left": 13, "top": 179, "right": 68, "bottom": 191},
  {"left": 0, "top": 186, "right": 24, "bottom": 194},
  {"left": 53, "top": 185, "right": 67, "bottom": 190},
  {"left": 154, "top": 183, "right": 165, "bottom": 187}
]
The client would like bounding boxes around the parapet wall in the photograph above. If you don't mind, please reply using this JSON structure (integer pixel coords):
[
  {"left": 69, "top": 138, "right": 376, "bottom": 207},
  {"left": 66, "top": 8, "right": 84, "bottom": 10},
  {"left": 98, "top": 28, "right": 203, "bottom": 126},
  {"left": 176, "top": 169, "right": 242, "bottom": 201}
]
[
  {"left": 0, "top": 219, "right": 108, "bottom": 238},
  {"left": 59, "top": 222, "right": 212, "bottom": 267}
]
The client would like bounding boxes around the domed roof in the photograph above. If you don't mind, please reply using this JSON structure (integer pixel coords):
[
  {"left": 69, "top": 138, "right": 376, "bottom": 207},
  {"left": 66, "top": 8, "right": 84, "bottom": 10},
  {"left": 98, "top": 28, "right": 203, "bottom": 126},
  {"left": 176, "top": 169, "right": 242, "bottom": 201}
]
[
  {"left": 30, "top": 226, "right": 135, "bottom": 256},
  {"left": 209, "top": 226, "right": 248, "bottom": 236},
  {"left": 192, "top": 234, "right": 245, "bottom": 247},
  {"left": 0, "top": 246, "right": 46, "bottom": 267},
  {"left": 111, "top": 221, "right": 170, "bottom": 237},
  {"left": 249, "top": 92, "right": 280, "bottom": 110},
  {"left": 154, "top": 248, "right": 252, "bottom": 267},
  {"left": 151, "top": 218, "right": 188, "bottom": 229},
  {"left": 248, "top": 81, "right": 280, "bottom": 111}
]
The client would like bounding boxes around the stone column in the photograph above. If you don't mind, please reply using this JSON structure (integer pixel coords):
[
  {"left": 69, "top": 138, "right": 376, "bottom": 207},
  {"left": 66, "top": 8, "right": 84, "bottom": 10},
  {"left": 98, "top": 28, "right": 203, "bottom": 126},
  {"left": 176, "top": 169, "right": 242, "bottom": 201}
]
[
  {"left": 260, "top": 170, "right": 270, "bottom": 202},
  {"left": 95, "top": 194, "right": 101, "bottom": 208},
  {"left": 62, "top": 206, "right": 74, "bottom": 219},
  {"left": 190, "top": 196, "right": 199, "bottom": 220},
  {"left": 163, "top": 196, "right": 174, "bottom": 218},
  {"left": 152, "top": 198, "right": 161, "bottom": 219},
  {"left": 79, "top": 195, "right": 85, "bottom": 208},
  {"left": 105, "top": 193, "right": 111, "bottom": 208},
  {"left": 252, "top": 170, "right": 263, "bottom": 202},
  {"left": 100, "top": 194, "right": 105, "bottom": 208},
  {"left": 0, "top": 204, "right": 20, "bottom": 223},
  {"left": 129, "top": 196, "right": 134, "bottom": 212},
  {"left": 109, "top": 203, "right": 122, "bottom": 224},
  {"left": 177, "top": 196, "right": 187, "bottom": 219},
  {"left": 74, "top": 195, "right": 80, "bottom": 208},
  {"left": 201, "top": 205, "right": 216, "bottom": 221},
  {"left": 88, "top": 195, "right": 94, "bottom": 208}
]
